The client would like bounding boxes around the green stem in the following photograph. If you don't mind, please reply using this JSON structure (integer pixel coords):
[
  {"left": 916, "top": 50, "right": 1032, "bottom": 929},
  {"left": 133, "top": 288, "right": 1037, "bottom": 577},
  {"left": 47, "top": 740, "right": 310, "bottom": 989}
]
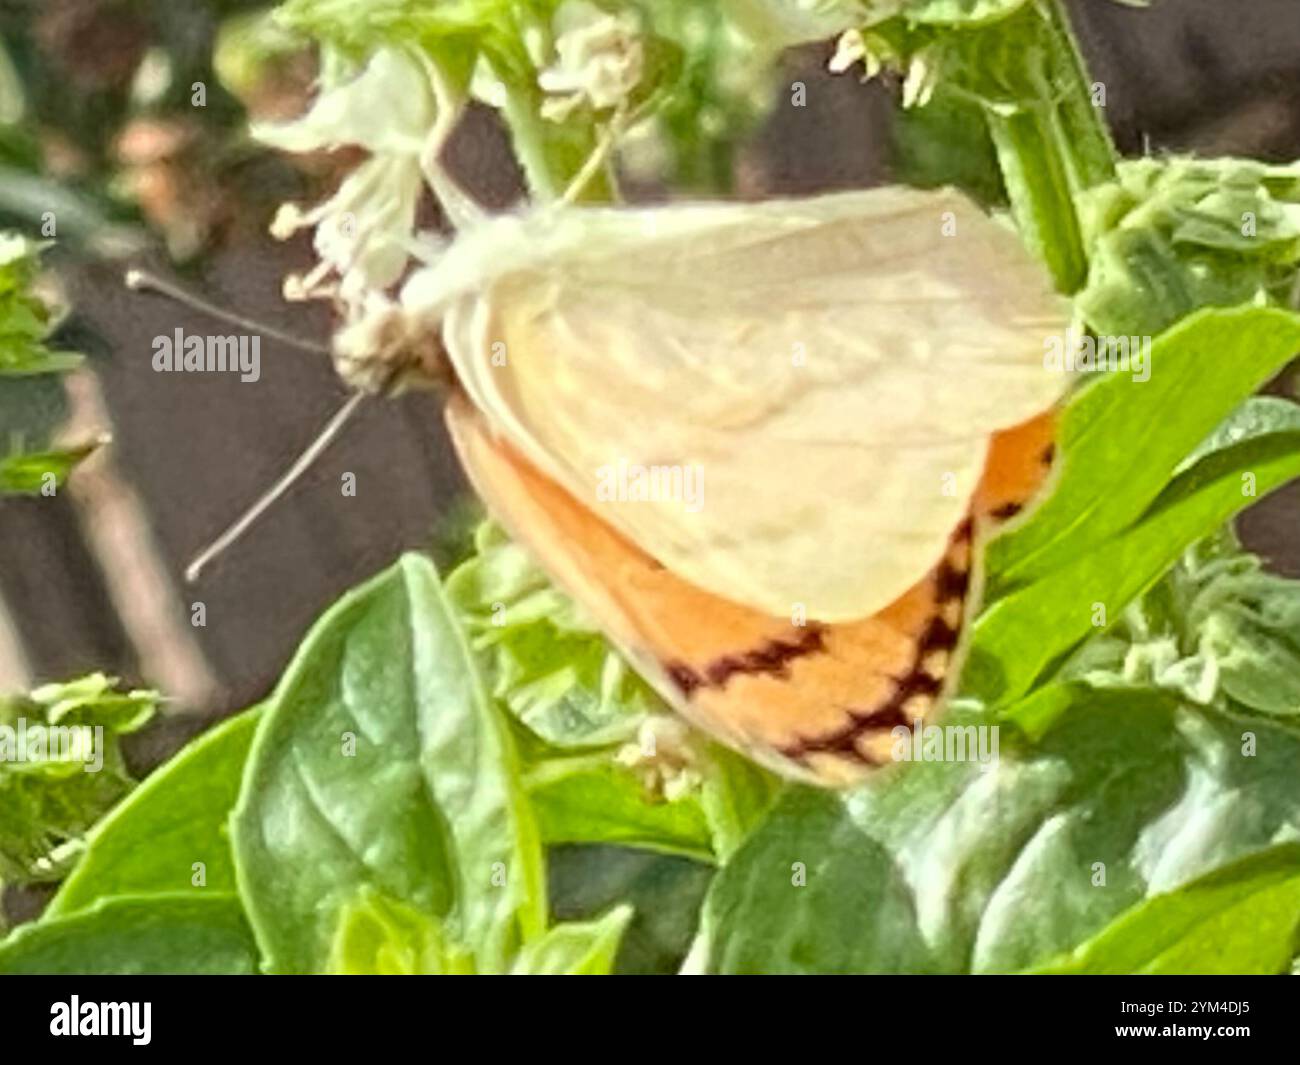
[
  {"left": 1040, "top": 0, "right": 1118, "bottom": 192},
  {"left": 985, "top": 0, "right": 1118, "bottom": 294},
  {"left": 481, "top": 31, "right": 614, "bottom": 206},
  {"left": 987, "top": 109, "right": 1090, "bottom": 293}
]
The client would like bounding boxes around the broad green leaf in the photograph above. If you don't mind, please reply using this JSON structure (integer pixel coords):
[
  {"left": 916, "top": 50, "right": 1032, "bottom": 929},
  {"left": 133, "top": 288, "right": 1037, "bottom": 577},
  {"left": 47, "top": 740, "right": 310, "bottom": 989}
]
[
  {"left": 528, "top": 758, "right": 714, "bottom": 861},
  {"left": 986, "top": 306, "right": 1300, "bottom": 596},
  {"left": 0, "top": 894, "right": 259, "bottom": 975},
  {"left": 995, "top": 679, "right": 1078, "bottom": 740},
  {"left": 699, "top": 746, "right": 784, "bottom": 862},
  {"left": 1029, "top": 844, "right": 1300, "bottom": 975},
  {"left": 549, "top": 845, "right": 714, "bottom": 975},
  {"left": 46, "top": 710, "right": 258, "bottom": 918},
  {"left": 231, "top": 554, "right": 544, "bottom": 974},
  {"left": 327, "top": 888, "right": 473, "bottom": 974},
  {"left": 968, "top": 407, "right": 1300, "bottom": 704},
  {"left": 701, "top": 695, "right": 1300, "bottom": 974},
  {"left": 512, "top": 905, "right": 633, "bottom": 974},
  {"left": 704, "top": 786, "right": 938, "bottom": 974}
]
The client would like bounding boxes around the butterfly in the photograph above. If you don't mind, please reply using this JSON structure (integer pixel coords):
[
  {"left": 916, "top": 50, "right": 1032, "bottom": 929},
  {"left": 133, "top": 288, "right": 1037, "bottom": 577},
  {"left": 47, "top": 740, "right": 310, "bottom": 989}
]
[
  {"left": 328, "top": 183, "right": 1073, "bottom": 786},
  {"left": 143, "top": 181, "right": 1063, "bottom": 787}
]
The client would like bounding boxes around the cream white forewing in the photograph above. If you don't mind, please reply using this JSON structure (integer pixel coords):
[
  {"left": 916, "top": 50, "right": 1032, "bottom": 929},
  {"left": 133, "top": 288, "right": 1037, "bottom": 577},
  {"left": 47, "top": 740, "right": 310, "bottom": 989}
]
[{"left": 408, "top": 186, "right": 1069, "bottom": 622}]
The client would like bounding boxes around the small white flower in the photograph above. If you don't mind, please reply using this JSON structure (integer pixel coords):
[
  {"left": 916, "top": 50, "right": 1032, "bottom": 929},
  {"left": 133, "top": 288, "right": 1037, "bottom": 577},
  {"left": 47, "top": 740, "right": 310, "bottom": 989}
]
[
  {"left": 538, "top": 1, "right": 644, "bottom": 122},
  {"left": 828, "top": 27, "right": 936, "bottom": 108},
  {"left": 901, "top": 47, "right": 940, "bottom": 109},
  {"left": 828, "top": 28, "right": 872, "bottom": 77},
  {"left": 254, "top": 49, "right": 437, "bottom": 308},
  {"left": 615, "top": 716, "right": 701, "bottom": 801}
]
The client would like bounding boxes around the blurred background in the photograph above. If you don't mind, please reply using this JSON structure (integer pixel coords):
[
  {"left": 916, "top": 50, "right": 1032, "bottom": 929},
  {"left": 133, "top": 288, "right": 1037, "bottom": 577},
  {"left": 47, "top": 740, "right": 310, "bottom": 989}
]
[{"left": 1, "top": 0, "right": 1299, "bottom": 761}]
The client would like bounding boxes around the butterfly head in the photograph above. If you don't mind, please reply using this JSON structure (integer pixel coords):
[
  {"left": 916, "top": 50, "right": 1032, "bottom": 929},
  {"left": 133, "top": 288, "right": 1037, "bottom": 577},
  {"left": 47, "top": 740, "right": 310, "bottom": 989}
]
[{"left": 331, "top": 298, "right": 452, "bottom": 396}]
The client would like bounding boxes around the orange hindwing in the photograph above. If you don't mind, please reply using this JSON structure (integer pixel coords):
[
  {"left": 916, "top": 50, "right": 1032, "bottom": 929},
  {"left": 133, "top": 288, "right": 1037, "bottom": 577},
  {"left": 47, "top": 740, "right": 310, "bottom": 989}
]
[{"left": 446, "top": 392, "right": 1056, "bottom": 786}]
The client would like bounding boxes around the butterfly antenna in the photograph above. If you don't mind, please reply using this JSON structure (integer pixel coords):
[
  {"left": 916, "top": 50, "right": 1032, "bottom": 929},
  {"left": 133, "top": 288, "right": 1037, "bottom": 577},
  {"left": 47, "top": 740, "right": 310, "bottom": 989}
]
[
  {"left": 124, "top": 269, "right": 330, "bottom": 356},
  {"left": 184, "top": 390, "right": 368, "bottom": 583}
]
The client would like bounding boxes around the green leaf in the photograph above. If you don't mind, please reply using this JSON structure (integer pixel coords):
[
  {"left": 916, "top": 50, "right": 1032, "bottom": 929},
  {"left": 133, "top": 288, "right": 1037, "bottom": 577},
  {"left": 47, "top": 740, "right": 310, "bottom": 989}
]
[
  {"left": 0, "top": 675, "right": 157, "bottom": 885},
  {"left": 327, "top": 888, "right": 473, "bottom": 974},
  {"left": 0, "top": 350, "right": 81, "bottom": 378},
  {"left": 1029, "top": 844, "right": 1300, "bottom": 975},
  {"left": 450, "top": 520, "right": 782, "bottom": 861},
  {"left": 1077, "top": 157, "right": 1300, "bottom": 337},
  {"left": 0, "top": 439, "right": 97, "bottom": 497},
  {"left": 967, "top": 415, "right": 1300, "bottom": 704},
  {"left": 0, "top": 894, "right": 259, "bottom": 975},
  {"left": 698, "top": 746, "right": 784, "bottom": 862},
  {"left": 1065, "top": 535, "right": 1300, "bottom": 721},
  {"left": 527, "top": 758, "right": 714, "bottom": 860},
  {"left": 1179, "top": 395, "right": 1300, "bottom": 470},
  {"left": 986, "top": 305, "right": 1300, "bottom": 596},
  {"left": 0, "top": 232, "right": 95, "bottom": 496},
  {"left": 701, "top": 695, "right": 1300, "bottom": 974},
  {"left": 46, "top": 709, "right": 258, "bottom": 918},
  {"left": 231, "top": 553, "right": 544, "bottom": 974},
  {"left": 705, "top": 788, "right": 936, "bottom": 974},
  {"left": 512, "top": 905, "right": 633, "bottom": 974},
  {"left": 445, "top": 523, "right": 656, "bottom": 748},
  {"left": 892, "top": 87, "right": 1005, "bottom": 207},
  {"left": 24, "top": 673, "right": 157, "bottom": 731},
  {"left": 549, "top": 845, "right": 714, "bottom": 975},
  {"left": 0, "top": 232, "right": 85, "bottom": 388},
  {"left": 1204, "top": 601, "right": 1300, "bottom": 719}
]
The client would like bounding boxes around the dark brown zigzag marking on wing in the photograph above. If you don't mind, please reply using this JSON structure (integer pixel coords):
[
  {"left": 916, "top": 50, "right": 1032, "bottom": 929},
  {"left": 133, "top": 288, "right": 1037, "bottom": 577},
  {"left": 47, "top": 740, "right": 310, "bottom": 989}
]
[
  {"left": 777, "top": 525, "right": 973, "bottom": 767},
  {"left": 665, "top": 624, "right": 829, "bottom": 697},
  {"left": 989, "top": 441, "right": 1055, "bottom": 524}
]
